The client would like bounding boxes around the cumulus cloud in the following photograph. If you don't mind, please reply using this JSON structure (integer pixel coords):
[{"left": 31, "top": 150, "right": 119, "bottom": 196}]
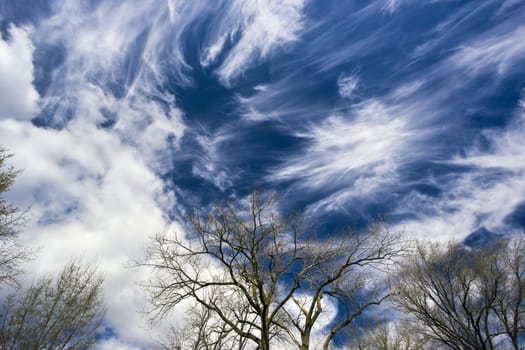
[
  {"left": 0, "top": 118, "right": 181, "bottom": 347},
  {"left": 0, "top": 25, "right": 39, "bottom": 120}
]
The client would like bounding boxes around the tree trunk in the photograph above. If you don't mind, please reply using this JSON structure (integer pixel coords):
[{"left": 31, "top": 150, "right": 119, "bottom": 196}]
[{"left": 300, "top": 327, "right": 312, "bottom": 350}]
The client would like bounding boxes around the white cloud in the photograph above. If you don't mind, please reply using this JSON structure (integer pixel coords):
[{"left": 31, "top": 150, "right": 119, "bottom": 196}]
[
  {"left": 337, "top": 74, "right": 360, "bottom": 99},
  {"left": 95, "top": 338, "right": 143, "bottom": 350},
  {"left": 0, "top": 3, "right": 200, "bottom": 346},
  {"left": 409, "top": 2, "right": 525, "bottom": 86},
  {"left": 450, "top": 25, "right": 525, "bottom": 76},
  {"left": 390, "top": 79, "right": 426, "bottom": 100},
  {"left": 382, "top": 0, "right": 401, "bottom": 13},
  {"left": 499, "top": 0, "right": 524, "bottom": 12},
  {"left": 0, "top": 118, "right": 181, "bottom": 347},
  {"left": 34, "top": 0, "right": 187, "bottom": 172},
  {"left": 235, "top": 94, "right": 279, "bottom": 122},
  {"left": 191, "top": 131, "right": 234, "bottom": 191},
  {"left": 201, "top": 34, "right": 227, "bottom": 67},
  {"left": 234, "top": 76, "right": 314, "bottom": 122},
  {"left": 203, "top": 0, "right": 307, "bottom": 84},
  {"left": 40, "top": 0, "right": 189, "bottom": 85},
  {"left": 0, "top": 25, "right": 39, "bottom": 120},
  {"left": 271, "top": 99, "right": 425, "bottom": 208},
  {"left": 394, "top": 97, "right": 525, "bottom": 241},
  {"left": 253, "top": 84, "right": 268, "bottom": 92}
]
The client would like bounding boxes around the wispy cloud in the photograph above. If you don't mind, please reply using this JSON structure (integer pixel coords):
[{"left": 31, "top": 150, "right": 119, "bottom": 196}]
[
  {"left": 498, "top": 0, "right": 525, "bottom": 13},
  {"left": 450, "top": 25, "right": 525, "bottom": 77},
  {"left": 337, "top": 74, "right": 360, "bottom": 99},
  {"left": 382, "top": 0, "right": 401, "bottom": 13},
  {"left": 394, "top": 96, "right": 525, "bottom": 241},
  {"left": 202, "top": 0, "right": 307, "bottom": 85},
  {"left": 192, "top": 130, "right": 235, "bottom": 191},
  {"left": 0, "top": 2, "right": 196, "bottom": 347},
  {"left": 270, "top": 97, "right": 429, "bottom": 210},
  {"left": 276, "top": 0, "right": 525, "bottom": 220},
  {"left": 32, "top": 0, "right": 189, "bottom": 173}
]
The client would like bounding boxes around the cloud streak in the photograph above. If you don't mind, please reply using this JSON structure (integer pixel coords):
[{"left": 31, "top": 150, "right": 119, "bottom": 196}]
[
  {"left": 393, "top": 95, "right": 525, "bottom": 241},
  {"left": 202, "top": 0, "right": 307, "bottom": 84},
  {"left": 450, "top": 25, "right": 525, "bottom": 77}
]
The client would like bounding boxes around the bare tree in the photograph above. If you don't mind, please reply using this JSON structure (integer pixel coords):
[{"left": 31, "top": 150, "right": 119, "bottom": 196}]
[
  {"left": 393, "top": 237, "right": 525, "bottom": 350},
  {"left": 143, "top": 191, "right": 404, "bottom": 350},
  {"left": 0, "top": 147, "right": 31, "bottom": 287},
  {"left": 0, "top": 260, "right": 106, "bottom": 350}
]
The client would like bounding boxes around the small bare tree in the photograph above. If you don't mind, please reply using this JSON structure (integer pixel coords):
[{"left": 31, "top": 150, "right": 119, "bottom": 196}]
[
  {"left": 0, "top": 148, "right": 31, "bottom": 287},
  {"left": 393, "top": 237, "right": 525, "bottom": 350},
  {"left": 143, "top": 192, "right": 404, "bottom": 350},
  {"left": 0, "top": 260, "right": 106, "bottom": 350}
]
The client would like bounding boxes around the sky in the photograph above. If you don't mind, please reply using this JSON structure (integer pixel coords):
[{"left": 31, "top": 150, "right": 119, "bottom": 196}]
[{"left": 1, "top": 0, "right": 525, "bottom": 348}]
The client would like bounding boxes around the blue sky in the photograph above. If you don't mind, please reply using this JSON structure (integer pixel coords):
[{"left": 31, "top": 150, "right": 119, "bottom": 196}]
[{"left": 1, "top": 0, "right": 525, "bottom": 348}]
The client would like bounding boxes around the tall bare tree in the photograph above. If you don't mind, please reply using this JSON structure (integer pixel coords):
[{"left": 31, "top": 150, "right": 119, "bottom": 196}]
[
  {"left": 393, "top": 237, "right": 525, "bottom": 350},
  {"left": 143, "top": 192, "right": 404, "bottom": 350},
  {"left": 0, "top": 260, "right": 106, "bottom": 350},
  {"left": 0, "top": 147, "right": 31, "bottom": 287}
]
